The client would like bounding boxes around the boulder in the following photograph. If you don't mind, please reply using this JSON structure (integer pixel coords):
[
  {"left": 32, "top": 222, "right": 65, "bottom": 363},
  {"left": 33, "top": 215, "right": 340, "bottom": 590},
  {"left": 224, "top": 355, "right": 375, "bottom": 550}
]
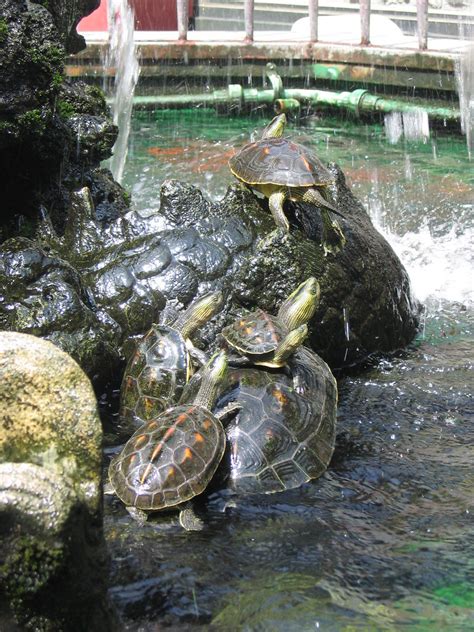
[
  {"left": 0, "top": 332, "right": 117, "bottom": 630},
  {"left": 0, "top": 0, "right": 119, "bottom": 237},
  {"left": 18, "top": 169, "right": 419, "bottom": 374}
]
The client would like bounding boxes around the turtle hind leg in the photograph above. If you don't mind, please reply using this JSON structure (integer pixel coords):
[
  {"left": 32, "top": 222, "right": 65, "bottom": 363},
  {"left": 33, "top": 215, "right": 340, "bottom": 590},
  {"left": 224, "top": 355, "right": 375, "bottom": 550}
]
[
  {"left": 126, "top": 506, "right": 148, "bottom": 524},
  {"left": 302, "top": 187, "right": 345, "bottom": 218},
  {"left": 321, "top": 209, "right": 346, "bottom": 256},
  {"left": 301, "top": 188, "right": 346, "bottom": 255}
]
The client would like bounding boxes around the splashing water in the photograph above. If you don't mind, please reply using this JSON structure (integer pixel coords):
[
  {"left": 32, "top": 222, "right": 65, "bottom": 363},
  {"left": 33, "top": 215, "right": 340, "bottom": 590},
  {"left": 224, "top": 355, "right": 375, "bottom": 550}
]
[
  {"left": 375, "top": 222, "right": 473, "bottom": 305},
  {"left": 106, "top": 0, "right": 140, "bottom": 183}
]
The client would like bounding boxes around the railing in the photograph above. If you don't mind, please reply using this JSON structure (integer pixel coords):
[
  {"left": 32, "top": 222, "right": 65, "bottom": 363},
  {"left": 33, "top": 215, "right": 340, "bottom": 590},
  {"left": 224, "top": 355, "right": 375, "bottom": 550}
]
[{"left": 176, "top": 0, "right": 430, "bottom": 50}]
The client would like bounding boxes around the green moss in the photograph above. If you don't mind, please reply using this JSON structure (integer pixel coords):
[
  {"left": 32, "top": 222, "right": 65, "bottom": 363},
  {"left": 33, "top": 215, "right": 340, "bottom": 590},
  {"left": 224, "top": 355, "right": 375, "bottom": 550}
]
[
  {"left": 122, "top": 189, "right": 132, "bottom": 206},
  {"left": 17, "top": 110, "right": 47, "bottom": 135},
  {"left": 51, "top": 72, "right": 64, "bottom": 89},
  {"left": 56, "top": 99, "right": 76, "bottom": 119},
  {"left": 88, "top": 86, "right": 108, "bottom": 110},
  {"left": 25, "top": 43, "right": 65, "bottom": 81},
  {"left": 0, "top": 19, "right": 8, "bottom": 43},
  {"left": 1, "top": 536, "right": 64, "bottom": 600}
]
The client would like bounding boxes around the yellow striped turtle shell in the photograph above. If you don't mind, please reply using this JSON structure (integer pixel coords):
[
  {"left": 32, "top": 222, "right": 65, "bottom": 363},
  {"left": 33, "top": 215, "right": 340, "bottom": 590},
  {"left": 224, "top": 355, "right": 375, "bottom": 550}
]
[
  {"left": 109, "top": 405, "right": 226, "bottom": 510},
  {"left": 229, "top": 137, "right": 335, "bottom": 188}
]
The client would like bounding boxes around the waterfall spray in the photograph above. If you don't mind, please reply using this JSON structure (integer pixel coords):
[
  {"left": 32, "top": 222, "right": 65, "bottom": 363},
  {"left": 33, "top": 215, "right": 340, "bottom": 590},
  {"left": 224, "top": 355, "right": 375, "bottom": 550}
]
[
  {"left": 106, "top": 0, "right": 140, "bottom": 183},
  {"left": 455, "top": 43, "right": 474, "bottom": 160}
]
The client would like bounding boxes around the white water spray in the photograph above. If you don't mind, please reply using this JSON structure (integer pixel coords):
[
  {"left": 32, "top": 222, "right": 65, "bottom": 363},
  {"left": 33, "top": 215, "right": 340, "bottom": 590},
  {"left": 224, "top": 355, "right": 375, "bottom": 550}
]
[
  {"left": 106, "top": 0, "right": 140, "bottom": 183},
  {"left": 372, "top": 219, "right": 474, "bottom": 306},
  {"left": 455, "top": 43, "right": 474, "bottom": 160},
  {"left": 384, "top": 110, "right": 430, "bottom": 144}
]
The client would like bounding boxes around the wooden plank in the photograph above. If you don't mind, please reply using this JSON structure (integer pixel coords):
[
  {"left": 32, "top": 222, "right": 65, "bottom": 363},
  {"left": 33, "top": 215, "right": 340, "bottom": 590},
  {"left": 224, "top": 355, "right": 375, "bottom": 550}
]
[
  {"left": 74, "top": 40, "right": 458, "bottom": 72},
  {"left": 66, "top": 58, "right": 456, "bottom": 92}
]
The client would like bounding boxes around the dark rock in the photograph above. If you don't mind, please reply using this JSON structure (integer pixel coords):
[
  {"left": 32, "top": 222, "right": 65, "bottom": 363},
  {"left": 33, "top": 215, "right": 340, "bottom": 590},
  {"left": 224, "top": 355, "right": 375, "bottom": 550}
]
[
  {"left": 32, "top": 0, "right": 100, "bottom": 54},
  {"left": 0, "top": 236, "right": 121, "bottom": 381},
  {"left": 0, "top": 0, "right": 121, "bottom": 239},
  {"left": 13, "top": 174, "right": 419, "bottom": 378}
]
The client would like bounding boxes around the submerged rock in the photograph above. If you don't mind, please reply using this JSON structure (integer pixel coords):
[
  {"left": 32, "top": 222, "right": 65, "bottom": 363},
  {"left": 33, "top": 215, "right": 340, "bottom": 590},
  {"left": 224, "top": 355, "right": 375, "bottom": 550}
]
[{"left": 0, "top": 332, "right": 117, "bottom": 630}]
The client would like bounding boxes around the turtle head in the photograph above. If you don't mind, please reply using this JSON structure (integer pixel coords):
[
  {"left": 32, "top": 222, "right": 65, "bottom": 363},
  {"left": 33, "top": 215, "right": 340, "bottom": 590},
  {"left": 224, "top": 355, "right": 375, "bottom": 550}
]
[
  {"left": 194, "top": 349, "right": 228, "bottom": 409},
  {"left": 261, "top": 113, "right": 287, "bottom": 139},
  {"left": 277, "top": 277, "right": 320, "bottom": 331},
  {"left": 176, "top": 291, "right": 224, "bottom": 338}
]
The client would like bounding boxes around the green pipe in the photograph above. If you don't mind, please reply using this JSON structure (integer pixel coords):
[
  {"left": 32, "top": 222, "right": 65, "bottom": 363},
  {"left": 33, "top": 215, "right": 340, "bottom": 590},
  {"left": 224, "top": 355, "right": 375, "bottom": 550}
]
[
  {"left": 283, "top": 88, "right": 459, "bottom": 121},
  {"left": 131, "top": 85, "right": 459, "bottom": 121},
  {"left": 274, "top": 98, "right": 301, "bottom": 113}
]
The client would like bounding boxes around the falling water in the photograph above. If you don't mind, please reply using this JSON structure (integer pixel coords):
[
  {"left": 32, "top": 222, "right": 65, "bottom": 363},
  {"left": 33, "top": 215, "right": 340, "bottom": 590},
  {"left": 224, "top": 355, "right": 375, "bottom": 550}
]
[
  {"left": 384, "top": 110, "right": 430, "bottom": 144},
  {"left": 106, "top": 0, "right": 140, "bottom": 183},
  {"left": 455, "top": 43, "right": 474, "bottom": 159}
]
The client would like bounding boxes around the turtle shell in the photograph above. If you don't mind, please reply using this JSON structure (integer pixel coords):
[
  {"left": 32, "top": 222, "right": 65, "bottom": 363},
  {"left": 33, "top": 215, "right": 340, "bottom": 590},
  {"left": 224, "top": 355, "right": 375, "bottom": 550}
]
[
  {"left": 221, "top": 310, "right": 287, "bottom": 358},
  {"left": 214, "top": 346, "right": 337, "bottom": 494},
  {"left": 120, "top": 324, "right": 189, "bottom": 432},
  {"left": 229, "top": 137, "right": 335, "bottom": 188},
  {"left": 109, "top": 405, "right": 226, "bottom": 511}
]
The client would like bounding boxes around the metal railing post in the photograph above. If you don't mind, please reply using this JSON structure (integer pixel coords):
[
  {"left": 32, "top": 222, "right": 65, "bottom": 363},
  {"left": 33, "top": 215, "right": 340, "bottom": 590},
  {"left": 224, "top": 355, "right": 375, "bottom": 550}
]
[
  {"left": 177, "top": 0, "right": 188, "bottom": 41},
  {"left": 360, "top": 0, "right": 371, "bottom": 46},
  {"left": 244, "top": 0, "right": 254, "bottom": 42},
  {"left": 308, "top": 0, "right": 318, "bottom": 43},
  {"left": 416, "top": 0, "right": 428, "bottom": 50}
]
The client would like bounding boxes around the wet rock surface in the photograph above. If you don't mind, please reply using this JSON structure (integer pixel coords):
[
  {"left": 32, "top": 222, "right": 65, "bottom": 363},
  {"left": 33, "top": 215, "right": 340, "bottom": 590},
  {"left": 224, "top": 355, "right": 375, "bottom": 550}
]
[
  {"left": 0, "top": 332, "right": 117, "bottom": 630},
  {"left": 0, "top": 0, "right": 419, "bottom": 384},
  {"left": 0, "top": 0, "right": 120, "bottom": 237},
  {"left": 17, "top": 173, "right": 418, "bottom": 379}
]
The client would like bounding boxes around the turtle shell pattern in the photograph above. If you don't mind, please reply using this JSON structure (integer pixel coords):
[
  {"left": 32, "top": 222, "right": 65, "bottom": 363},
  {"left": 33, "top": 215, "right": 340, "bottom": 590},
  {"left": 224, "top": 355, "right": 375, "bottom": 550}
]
[
  {"left": 109, "top": 405, "right": 226, "bottom": 510},
  {"left": 120, "top": 324, "right": 189, "bottom": 430},
  {"left": 222, "top": 310, "right": 287, "bottom": 358},
  {"left": 214, "top": 347, "right": 337, "bottom": 494},
  {"left": 229, "top": 137, "right": 335, "bottom": 188}
]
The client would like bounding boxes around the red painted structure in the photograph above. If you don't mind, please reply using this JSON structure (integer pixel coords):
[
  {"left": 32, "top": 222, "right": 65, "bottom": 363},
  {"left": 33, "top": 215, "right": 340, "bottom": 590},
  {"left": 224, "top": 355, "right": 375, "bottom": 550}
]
[{"left": 77, "top": 0, "right": 194, "bottom": 31}]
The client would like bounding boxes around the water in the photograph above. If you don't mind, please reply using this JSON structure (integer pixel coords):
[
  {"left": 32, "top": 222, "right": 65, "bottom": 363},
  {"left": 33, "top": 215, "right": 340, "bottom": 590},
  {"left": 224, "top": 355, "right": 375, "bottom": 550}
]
[
  {"left": 105, "top": 0, "right": 140, "bottom": 183},
  {"left": 107, "top": 110, "right": 473, "bottom": 629},
  {"left": 455, "top": 43, "right": 474, "bottom": 160}
]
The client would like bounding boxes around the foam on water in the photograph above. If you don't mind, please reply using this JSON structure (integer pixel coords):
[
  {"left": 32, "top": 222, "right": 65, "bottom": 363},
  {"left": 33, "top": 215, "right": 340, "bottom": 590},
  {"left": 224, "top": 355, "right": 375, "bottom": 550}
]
[{"left": 374, "top": 221, "right": 473, "bottom": 305}]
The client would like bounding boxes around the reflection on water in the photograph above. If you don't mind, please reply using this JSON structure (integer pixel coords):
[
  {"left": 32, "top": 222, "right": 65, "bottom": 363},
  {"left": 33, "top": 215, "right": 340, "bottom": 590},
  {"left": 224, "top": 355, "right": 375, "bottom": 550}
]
[{"left": 109, "top": 110, "right": 473, "bottom": 629}]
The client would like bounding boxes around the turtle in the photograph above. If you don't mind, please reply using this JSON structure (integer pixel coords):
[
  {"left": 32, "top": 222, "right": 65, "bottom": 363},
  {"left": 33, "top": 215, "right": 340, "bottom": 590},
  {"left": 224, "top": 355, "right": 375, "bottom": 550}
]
[
  {"left": 229, "top": 113, "right": 346, "bottom": 254},
  {"left": 213, "top": 345, "right": 338, "bottom": 494},
  {"left": 120, "top": 291, "right": 224, "bottom": 433},
  {"left": 221, "top": 276, "right": 320, "bottom": 368},
  {"left": 108, "top": 350, "right": 239, "bottom": 529}
]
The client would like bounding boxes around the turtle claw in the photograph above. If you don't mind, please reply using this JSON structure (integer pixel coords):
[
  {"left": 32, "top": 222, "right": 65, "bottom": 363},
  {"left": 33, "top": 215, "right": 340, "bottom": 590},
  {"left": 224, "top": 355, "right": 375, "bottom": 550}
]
[
  {"left": 179, "top": 506, "right": 204, "bottom": 531},
  {"left": 322, "top": 214, "right": 346, "bottom": 256}
]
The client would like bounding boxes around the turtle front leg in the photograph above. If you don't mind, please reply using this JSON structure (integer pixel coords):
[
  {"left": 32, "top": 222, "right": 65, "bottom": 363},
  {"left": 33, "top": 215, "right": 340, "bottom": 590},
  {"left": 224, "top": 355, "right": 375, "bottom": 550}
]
[
  {"left": 272, "top": 324, "right": 308, "bottom": 366},
  {"left": 268, "top": 190, "right": 290, "bottom": 231},
  {"left": 187, "top": 341, "right": 208, "bottom": 368}
]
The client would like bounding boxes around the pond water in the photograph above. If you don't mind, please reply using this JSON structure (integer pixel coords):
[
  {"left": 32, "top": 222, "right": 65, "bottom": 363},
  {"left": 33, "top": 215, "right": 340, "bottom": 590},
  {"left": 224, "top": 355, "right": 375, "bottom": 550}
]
[{"left": 105, "top": 110, "right": 473, "bottom": 630}]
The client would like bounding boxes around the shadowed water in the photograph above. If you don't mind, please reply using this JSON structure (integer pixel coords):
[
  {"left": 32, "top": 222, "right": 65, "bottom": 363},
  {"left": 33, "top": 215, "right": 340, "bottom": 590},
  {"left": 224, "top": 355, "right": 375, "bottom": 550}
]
[{"left": 105, "top": 110, "right": 473, "bottom": 630}]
